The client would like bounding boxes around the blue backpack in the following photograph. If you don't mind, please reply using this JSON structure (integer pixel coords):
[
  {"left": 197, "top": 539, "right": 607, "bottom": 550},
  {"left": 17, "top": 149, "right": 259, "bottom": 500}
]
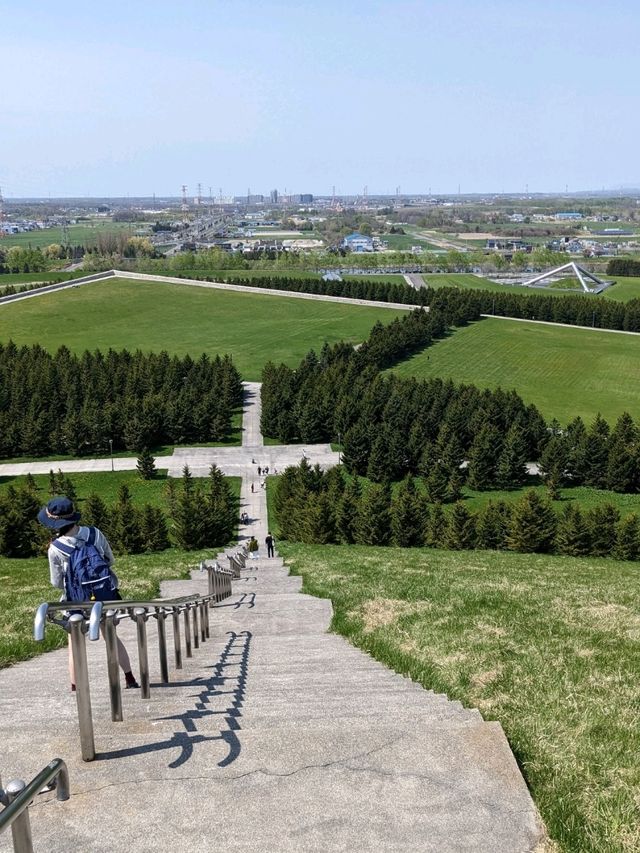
[{"left": 54, "top": 527, "right": 115, "bottom": 602}]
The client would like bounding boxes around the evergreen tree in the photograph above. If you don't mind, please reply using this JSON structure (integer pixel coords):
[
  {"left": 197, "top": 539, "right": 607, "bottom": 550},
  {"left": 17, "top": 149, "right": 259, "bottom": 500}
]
[
  {"left": 613, "top": 513, "right": 640, "bottom": 561},
  {"left": 48, "top": 469, "right": 58, "bottom": 496},
  {"left": 507, "top": 490, "right": 557, "bottom": 553},
  {"left": 585, "top": 503, "right": 620, "bottom": 558},
  {"left": 302, "top": 493, "right": 336, "bottom": 544},
  {"left": 467, "top": 425, "right": 500, "bottom": 490},
  {"left": 539, "top": 435, "right": 569, "bottom": 489},
  {"left": 424, "top": 503, "right": 446, "bottom": 548},
  {"left": 336, "top": 475, "right": 361, "bottom": 544},
  {"left": 443, "top": 502, "right": 476, "bottom": 550},
  {"left": 172, "top": 466, "right": 197, "bottom": 550},
  {"left": 605, "top": 436, "right": 639, "bottom": 493},
  {"left": 141, "top": 504, "right": 170, "bottom": 552},
  {"left": 164, "top": 478, "right": 178, "bottom": 516},
  {"left": 61, "top": 475, "right": 77, "bottom": 503},
  {"left": 355, "top": 483, "right": 391, "bottom": 545},
  {"left": 476, "top": 500, "right": 510, "bottom": 550},
  {"left": 445, "top": 469, "right": 464, "bottom": 503},
  {"left": 111, "top": 484, "right": 144, "bottom": 553},
  {"left": 391, "top": 475, "right": 422, "bottom": 547},
  {"left": 137, "top": 447, "right": 157, "bottom": 480},
  {"left": 555, "top": 504, "right": 591, "bottom": 557},
  {"left": 496, "top": 425, "right": 529, "bottom": 488},
  {"left": 426, "top": 462, "right": 449, "bottom": 503},
  {"left": 341, "top": 419, "right": 370, "bottom": 476},
  {"left": 84, "top": 492, "right": 111, "bottom": 534},
  {"left": 583, "top": 414, "right": 610, "bottom": 488},
  {"left": 367, "top": 433, "right": 390, "bottom": 483}
]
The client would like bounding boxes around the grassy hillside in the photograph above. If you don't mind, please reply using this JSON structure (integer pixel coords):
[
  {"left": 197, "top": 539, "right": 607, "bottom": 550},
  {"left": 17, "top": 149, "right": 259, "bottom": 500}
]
[
  {"left": 278, "top": 541, "right": 640, "bottom": 853},
  {"left": 390, "top": 317, "right": 640, "bottom": 424},
  {"left": 0, "top": 277, "right": 405, "bottom": 379}
]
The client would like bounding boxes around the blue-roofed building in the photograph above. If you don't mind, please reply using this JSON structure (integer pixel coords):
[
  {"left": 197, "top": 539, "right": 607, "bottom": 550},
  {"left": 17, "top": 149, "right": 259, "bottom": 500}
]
[{"left": 343, "top": 232, "right": 374, "bottom": 252}]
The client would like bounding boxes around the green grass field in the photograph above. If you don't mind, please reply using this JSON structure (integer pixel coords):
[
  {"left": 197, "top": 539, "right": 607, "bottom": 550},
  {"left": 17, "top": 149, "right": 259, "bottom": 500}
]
[
  {"left": 0, "top": 277, "right": 405, "bottom": 379},
  {"left": 0, "top": 222, "right": 148, "bottom": 249},
  {"left": 603, "top": 276, "right": 640, "bottom": 302},
  {"left": 277, "top": 541, "right": 640, "bottom": 853},
  {"left": 0, "top": 271, "right": 77, "bottom": 285},
  {"left": 391, "top": 317, "right": 640, "bottom": 424}
]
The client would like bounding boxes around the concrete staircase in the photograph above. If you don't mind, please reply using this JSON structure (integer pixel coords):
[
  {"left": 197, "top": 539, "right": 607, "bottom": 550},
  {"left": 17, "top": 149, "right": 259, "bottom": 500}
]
[{"left": 1, "top": 547, "right": 546, "bottom": 852}]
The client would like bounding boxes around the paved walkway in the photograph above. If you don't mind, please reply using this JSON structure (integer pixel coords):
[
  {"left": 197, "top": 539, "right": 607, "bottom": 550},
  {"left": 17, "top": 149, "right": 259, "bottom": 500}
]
[{"left": 0, "top": 386, "right": 547, "bottom": 852}]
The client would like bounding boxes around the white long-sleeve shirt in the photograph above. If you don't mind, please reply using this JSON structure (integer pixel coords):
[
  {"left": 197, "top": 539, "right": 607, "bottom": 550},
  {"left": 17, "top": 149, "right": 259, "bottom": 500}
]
[{"left": 48, "top": 525, "right": 117, "bottom": 591}]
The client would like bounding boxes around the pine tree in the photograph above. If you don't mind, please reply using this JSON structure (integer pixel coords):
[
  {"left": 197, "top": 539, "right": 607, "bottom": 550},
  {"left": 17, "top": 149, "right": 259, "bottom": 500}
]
[
  {"left": 539, "top": 435, "right": 569, "bottom": 489},
  {"left": 391, "top": 475, "right": 421, "bottom": 547},
  {"left": 555, "top": 504, "right": 591, "bottom": 557},
  {"left": 367, "top": 433, "right": 390, "bottom": 483},
  {"left": 164, "top": 478, "right": 178, "bottom": 516},
  {"left": 613, "top": 513, "right": 640, "bottom": 561},
  {"left": 336, "top": 476, "right": 361, "bottom": 544},
  {"left": 137, "top": 447, "right": 157, "bottom": 480},
  {"left": 605, "top": 437, "right": 639, "bottom": 493},
  {"left": 342, "top": 419, "right": 371, "bottom": 476},
  {"left": 446, "top": 469, "right": 464, "bottom": 503},
  {"left": 302, "top": 493, "right": 336, "bottom": 544},
  {"left": 467, "top": 425, "right": 500, "bottom": 490},
  {"left": 62, "top": 475, "right": 77, "bottom": 503},
  {"left": 355, "top": 483, "right": 391, "bottom": 545},
  {"left": 443, "top": 502, "right": 476, "bottom": 550},
  {"left": 496, "top": 425, "right": 529, "bottom": 488},
  {"left": 507, "top": 490, "right": 557, "bottom": 553},
  {"left": 583, "top": 414, "right": 610, "bottom": 488},
  {"left": 141, "top": 504, "right": 170, "bottom": 552},
  {"left": 111, "top": 484, "right": 143, "bottom": 553},
  {"left": 476, "top": 501, "right": 510, "bottom": 550},
  {"left": 425, "top": 503, "right": 446, "bottom": 548},
  {"left": 84, "top": 492, "right": 111, "bottom": 534},
  {"left": 426, "top": 462, "right": 449, "bottom": 503},
  {"left": 48, "top": 469, "right": 58, "bottom": 496},
  {"left": 585, "top": 503, "right": 620, "bottom": 558}
]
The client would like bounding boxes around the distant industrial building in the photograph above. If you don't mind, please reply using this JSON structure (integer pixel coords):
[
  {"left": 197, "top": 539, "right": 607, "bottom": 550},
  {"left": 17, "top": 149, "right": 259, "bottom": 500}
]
[
  {"left": 555, "top": 211, "right": 583, "bottom": 220},
  {"left": 343, "top": 232, "right": 374, "bottom": 252},
  {"left": 270, "top": 189, "right": 279, "bottom": 203},
  {"left": 298, "top": 193, "right": 314, "bottom": 203}
]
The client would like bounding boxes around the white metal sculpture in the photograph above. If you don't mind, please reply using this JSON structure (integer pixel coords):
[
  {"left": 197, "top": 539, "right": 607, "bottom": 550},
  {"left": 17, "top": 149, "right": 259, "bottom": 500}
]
[{"left": 522, "top": 261, "right": 607, "bottom": 293}]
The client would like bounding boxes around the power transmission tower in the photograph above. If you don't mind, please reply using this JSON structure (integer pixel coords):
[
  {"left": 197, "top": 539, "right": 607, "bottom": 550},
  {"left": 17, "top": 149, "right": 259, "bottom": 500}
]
[{"left": 181, "top": 185, "right": 188, "bottom": 211}]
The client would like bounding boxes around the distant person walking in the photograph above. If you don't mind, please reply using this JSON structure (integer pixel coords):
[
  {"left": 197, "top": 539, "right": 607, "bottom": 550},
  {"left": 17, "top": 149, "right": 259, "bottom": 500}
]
[
  {"left": 248, "top": 536, "right": 259, "bottom": 559},
  {"left": 257, "top": 466, "right": 262, "bottom": 476},
  {"left": 37, "top": 496, "right": 139, "bottom": 692},
  {"left": 265, "top": 532, "right": 275, "bottom": 558}
]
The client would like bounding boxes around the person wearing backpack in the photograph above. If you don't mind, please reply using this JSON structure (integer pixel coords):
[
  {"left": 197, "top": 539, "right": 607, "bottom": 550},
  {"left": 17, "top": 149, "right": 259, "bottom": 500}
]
[{"left": 37, "top": 495, "right": 139, "bottom": 692}]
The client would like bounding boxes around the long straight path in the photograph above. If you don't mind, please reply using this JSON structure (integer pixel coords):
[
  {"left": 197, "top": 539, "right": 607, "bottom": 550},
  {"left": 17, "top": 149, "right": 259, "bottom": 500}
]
[{"left": 0, "top": 384, "right": 547, "bottom": 852}]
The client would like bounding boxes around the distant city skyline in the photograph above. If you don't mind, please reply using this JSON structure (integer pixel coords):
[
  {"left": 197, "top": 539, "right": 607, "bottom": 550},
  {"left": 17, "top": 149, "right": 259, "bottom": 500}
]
[{"left": 2, "top": 0, "right": 639, "bottom": 197}]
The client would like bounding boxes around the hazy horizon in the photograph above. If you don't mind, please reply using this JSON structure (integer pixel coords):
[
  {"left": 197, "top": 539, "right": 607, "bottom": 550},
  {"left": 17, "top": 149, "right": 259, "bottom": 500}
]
[{"left": 2, "top": 0, "right": 639, "bottom": 198}]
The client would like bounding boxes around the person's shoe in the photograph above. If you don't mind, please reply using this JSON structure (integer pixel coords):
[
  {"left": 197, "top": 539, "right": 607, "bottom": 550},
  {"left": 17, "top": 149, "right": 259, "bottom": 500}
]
[{"left": 125, "top": 672, "right": 140, "bottom": 689}]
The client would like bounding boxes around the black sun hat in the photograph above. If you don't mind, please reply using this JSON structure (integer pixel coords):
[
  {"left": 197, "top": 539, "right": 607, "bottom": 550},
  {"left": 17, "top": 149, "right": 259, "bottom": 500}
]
[{"left": 37, "top": 496, "right": 81, "bottom": 530}]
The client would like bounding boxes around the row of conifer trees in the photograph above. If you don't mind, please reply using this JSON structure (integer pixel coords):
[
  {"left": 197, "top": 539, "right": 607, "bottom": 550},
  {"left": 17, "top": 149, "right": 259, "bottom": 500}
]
[
  {"left": 262, "top": 304, "right": 640, "bottom": 493},
  {"left": 0, "top": 466, "right": 236, "bottom": 558},
  {"left": 275, "top": 462, "right": 640, "bottom": 561},
  {"left": 0, "top": 343, "right": 243, "bottom": 459}
]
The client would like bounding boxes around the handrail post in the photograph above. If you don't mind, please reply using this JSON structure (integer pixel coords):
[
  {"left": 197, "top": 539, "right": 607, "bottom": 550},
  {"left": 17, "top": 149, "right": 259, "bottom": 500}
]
[
  {"left": 103, "top": 610, "right": 123, "bottom": 722},
  {"left": 5, "top": 780, "right": 33, "bottom": 853},
  {"left": 69, "top": 614, "right": 95, "bottom": 761},
  {"left": 199, "top": 602, "right": 206, "bottom": 643},
  {"left": 203, "top": 600, "right": 210, "bottom": 638},
  {"left": 156, "top": 609, "right": 169, "bottom": 684},
  {"left": 134, "top": 608, "right": 150, "bottom": 699},
  {"left": 191, "top": 603, "right": 199, "bottom": 650},
  {"left": 172, "top": 610, "right": 182, "bottom": 669},
  {"left": 183, "top": 607, "right": 192, "bottom": 658}
]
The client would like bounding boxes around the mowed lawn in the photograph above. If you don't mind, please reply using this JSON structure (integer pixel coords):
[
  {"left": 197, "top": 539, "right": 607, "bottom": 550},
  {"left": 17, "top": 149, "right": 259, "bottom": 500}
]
[
  {"left": 0, "top": 278, "right": 405, "bottom": 379},
  {"left": 279, "top": 542, "right": 640, "bottom": 853},
  {"left": 391, "top": 317, "right": 640, "bottom": 424},
  {"left": 425, "top": 273, "right": 640, "bottom": 302}
]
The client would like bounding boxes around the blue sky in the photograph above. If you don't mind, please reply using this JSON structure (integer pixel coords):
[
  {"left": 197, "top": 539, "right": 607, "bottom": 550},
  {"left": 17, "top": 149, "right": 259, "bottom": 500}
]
[{"left": 1, "top": 0, "right": 639, "bottom": 197}]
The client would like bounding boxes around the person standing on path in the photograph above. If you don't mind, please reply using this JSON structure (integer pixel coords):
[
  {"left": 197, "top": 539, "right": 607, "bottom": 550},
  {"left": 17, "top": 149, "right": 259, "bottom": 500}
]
[
  {"left": 265, "top": 532, "right": 275, "bottom": 558},
  {"left": 37, "top": 496, "right": 139, "bottom": 692},
  {"left": 248, "top": 536, "right": 259, "bottom": 559}
]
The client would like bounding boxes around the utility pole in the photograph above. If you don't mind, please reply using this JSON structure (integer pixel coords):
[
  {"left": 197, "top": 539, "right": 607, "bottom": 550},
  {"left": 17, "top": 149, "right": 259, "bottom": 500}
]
[
  {"left": 0, "top": 186, "right": 4, "bottom": 239},
  {"left": 181, "top": 185, "right": 188, "bottom": 211}
]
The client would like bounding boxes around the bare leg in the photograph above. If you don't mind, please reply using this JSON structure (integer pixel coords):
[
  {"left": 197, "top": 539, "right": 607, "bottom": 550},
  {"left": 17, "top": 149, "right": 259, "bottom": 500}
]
[{"left": 98, "top": 626, "right": 132, "bottom": 672}]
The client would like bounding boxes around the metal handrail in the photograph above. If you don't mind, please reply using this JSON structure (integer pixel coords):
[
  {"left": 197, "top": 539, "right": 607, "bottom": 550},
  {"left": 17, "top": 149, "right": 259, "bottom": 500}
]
[
  {"left": 0, "top": 758, "right": 69, "bottom": 853},
  {"left": 33, "top": 562, "right": 234, "bottom": 761}
]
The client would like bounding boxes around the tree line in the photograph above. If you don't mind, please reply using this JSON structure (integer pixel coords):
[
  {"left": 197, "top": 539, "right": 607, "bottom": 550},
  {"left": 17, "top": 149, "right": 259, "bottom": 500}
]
[
  {"left": 274, "top": 461, "right": 640, "bottom": 562},
  {"left": 261, "top": 306, "right": 640, "bottom": 494},
  {"left": 424, "top": 285, "right": 640, "bottom": 332},
  {"left": 607, "top": 258, "right": 640, "bottom": 277},
  {"left": 0, "top": 343, "right": 243, "bottom": 459},
  {"left": 0, "top": 466, "right": 236, "bottom": 558}
]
